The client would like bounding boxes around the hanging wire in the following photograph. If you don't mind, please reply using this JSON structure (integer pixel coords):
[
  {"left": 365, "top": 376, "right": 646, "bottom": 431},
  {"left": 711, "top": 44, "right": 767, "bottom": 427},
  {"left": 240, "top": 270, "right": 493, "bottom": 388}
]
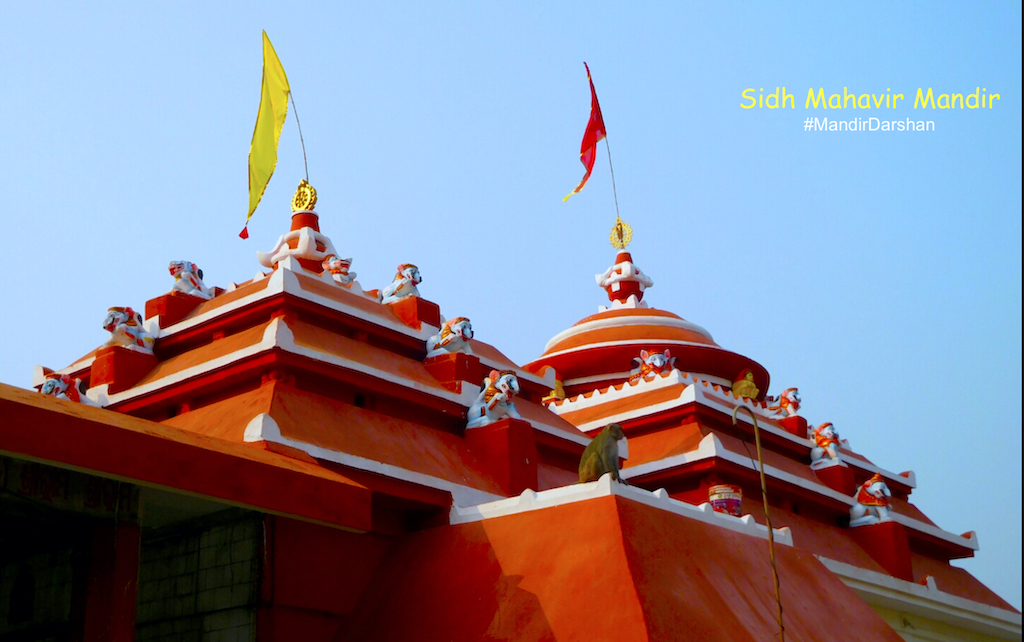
[
  {"left": 289, "top": 92, "right": 309, "bottom": 182},
  {"left": 604, "top": 136, "right": 621, "bottom": 221},
  {"left": 733, "top": 404, "right": 786, "bottom": 641}
]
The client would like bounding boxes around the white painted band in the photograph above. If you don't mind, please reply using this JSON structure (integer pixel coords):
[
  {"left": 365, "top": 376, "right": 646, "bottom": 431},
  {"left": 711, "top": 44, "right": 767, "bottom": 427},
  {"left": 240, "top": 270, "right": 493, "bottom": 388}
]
[{"left": 544, "top": 314, "right": 714, "bottom": 353}]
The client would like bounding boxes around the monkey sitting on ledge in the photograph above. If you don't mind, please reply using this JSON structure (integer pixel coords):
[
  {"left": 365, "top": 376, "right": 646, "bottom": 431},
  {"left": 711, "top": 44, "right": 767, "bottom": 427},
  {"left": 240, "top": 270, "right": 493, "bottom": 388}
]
[{"left": 579, "top": 423, "right": 628, "bottom": 484}]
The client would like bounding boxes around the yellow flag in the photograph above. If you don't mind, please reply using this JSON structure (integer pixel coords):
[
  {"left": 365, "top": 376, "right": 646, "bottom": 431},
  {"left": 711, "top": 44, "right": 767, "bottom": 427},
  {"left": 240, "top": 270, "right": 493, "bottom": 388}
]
[{"left": 242, "top": 31, "right": 291, "bottom": 238}]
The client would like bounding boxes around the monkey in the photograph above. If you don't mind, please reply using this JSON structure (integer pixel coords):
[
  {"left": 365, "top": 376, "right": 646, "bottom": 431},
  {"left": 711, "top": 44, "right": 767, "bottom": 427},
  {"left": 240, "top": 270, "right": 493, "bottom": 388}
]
[{"left": 578, "top": 423, "right": 628, "bottom": 484}]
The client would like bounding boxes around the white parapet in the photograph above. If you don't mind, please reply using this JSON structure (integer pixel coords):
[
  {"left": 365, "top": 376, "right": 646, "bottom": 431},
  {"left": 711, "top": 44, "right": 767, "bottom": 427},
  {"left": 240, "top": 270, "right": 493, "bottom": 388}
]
[
  {"left": 450, "top": 472, "right": 794, "bottom": 546},
  {"left": 818, "top": 556, "right": 1021, "bottom": 640}
]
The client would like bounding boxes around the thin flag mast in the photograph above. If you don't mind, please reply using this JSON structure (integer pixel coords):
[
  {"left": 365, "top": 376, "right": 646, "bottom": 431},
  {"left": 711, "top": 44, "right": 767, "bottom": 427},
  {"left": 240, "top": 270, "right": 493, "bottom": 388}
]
[
  {"left": 289, "top": 92, "right": 310, "bottom": 184},
  {"left": 241, "top": 31, "right": 313, "bottom": 239},
  {"left": 564, "top": 63, "right": 629, "bottom": 247}
]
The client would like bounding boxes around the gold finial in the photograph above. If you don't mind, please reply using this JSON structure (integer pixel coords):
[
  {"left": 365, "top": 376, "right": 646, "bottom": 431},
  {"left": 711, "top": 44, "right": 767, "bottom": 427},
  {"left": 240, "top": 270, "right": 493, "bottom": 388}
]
[
  {"left": 609, "top": 216, "right": 632, "bottom": 249},
  {"left": 291, "top": 179, "right": 318, "bottom": 212}
]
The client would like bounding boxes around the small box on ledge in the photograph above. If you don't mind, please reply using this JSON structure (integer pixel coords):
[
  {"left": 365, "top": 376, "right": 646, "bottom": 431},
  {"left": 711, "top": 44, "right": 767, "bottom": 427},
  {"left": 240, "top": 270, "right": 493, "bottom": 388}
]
[
  {"left": 848, "top": 520, "right": 913, "bottom": 582},
  {"left": 779, "top": 415, "right": 808, "bottom": 438},
  {"left": 145, "top": 291, "right": 209, "bottom": 329},
  {"left": 424, "top": 352, "right": 484, "bottom": 393},
  {"left": 813, "top": 462, "right": 855, "bottom": 495},
  {"left": 387, "top": 296, "right": 441, "bottom": 331},
  {"left": 90, "top": 346, "right": 158, "bottom": 395}
]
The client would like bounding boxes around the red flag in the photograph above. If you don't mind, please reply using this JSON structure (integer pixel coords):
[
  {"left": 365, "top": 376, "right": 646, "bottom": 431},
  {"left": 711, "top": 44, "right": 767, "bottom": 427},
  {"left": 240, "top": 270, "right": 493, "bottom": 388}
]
[{"left": 564, "top": 62, "right": 607, "bottom": 201}]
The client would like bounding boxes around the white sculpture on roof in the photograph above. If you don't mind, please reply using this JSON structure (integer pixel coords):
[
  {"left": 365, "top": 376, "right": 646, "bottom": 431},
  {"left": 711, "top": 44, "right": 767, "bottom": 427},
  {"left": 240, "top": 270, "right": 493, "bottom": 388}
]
[
  {"left": 467, "top": 370, "right": 522, "bottom": 428},
  {"left": 322, "top": 255, "right": 357, "bottom": 286},
  {"left": 768, "top": 387, "right": 801, "bottom": 418},
  {"left": 39, "top": 373, "right": 99, "bottom": 406},
  {"left": 257, "top": 226, "right": 340, "bottom": 268},
  {"left": 425, "top": 317, "right": 474, "bottom": 358},
  {"left": 169, "top": 261, "right": 212, "bottom": 299},
  {"left": 103, "top": 307, "right": 155, "bottom": 355},
  {"left": 380, "top": 264, "right": 421, "bottom": 304},
  {"left": 810, "top": 422, "right": 842, "bottom": 469},
  {"left": 629, "top": 349, "right": 676, "bottom": 382},
  {"left": 849, "top": 473, "right": 892, "bottom": 527}
]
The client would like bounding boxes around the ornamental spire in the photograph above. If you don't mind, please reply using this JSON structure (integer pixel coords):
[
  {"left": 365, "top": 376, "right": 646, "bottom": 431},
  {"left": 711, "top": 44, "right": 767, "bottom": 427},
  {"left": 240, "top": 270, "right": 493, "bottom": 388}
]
[{"left": 595, "top": 221, "right": 653, "bottom": 309}]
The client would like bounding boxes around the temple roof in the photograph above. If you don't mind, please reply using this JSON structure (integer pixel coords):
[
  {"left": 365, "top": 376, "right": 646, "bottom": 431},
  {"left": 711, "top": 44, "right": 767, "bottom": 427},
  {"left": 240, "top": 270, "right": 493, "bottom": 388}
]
[
  {"left": 527, "top": 250, "right": 770, "bottom": 396},
  {"left": 516, "top": 242, "right": 1019, "bottom": 626},
  {"left": 33, "top": 207, "right": 590, "bottom": 511},
  {"left": 346, "top": 489, "right": 907, "bottom": 642},
  {"left": 0, "top": 383, "right": 371, "bottom": 531}
]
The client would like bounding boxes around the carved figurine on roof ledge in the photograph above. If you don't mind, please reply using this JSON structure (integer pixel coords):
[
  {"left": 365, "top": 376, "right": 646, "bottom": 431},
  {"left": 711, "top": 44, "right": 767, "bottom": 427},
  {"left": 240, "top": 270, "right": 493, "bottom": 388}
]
[
  {"left": 467, "top": 369, "right": 522, "bottom": 428},
  {"left": 579, "top": 423, "right": 628, "bottom": 484},
  {"left": 849, "top": 473, "right": 892, "bottom": 527},
  {"left": 322, "top": 255, "right": 356, "bottom": 286},
  {"left": 39, "top": 373, "right": 99, "bottom": 406},
  {"left": 103, "top": 307, "right": 155, "bottom": 355},
  {"left": 768, "top": 387, "right": 801, "bottom": 418},
  {"left": 629, "top": 349, "right": 676, "bottom": 383},
  {"left": 731, "top": 369, "right": 759, "bottom": 399},
  {"left": 169, "top": 261, "right": 212, "bottom": 300},
  {"left": 543, "top": 378, "right": 566, "bottom": 404},
  {"left": 425, "top": 317, "right": 473, "bottom": 358},
  {"left": 380, "top": 264, "right": 422, "bottom": 304},
  {"left": 810, "top": 422, "right": 842, "bottom": 470}
]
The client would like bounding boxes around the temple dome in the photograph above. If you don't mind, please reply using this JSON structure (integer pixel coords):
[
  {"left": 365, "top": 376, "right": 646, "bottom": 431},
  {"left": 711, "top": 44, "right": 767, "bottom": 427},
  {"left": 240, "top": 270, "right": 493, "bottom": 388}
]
[{"left": 527, "top": 251, "right": 769, "bottom": 398}]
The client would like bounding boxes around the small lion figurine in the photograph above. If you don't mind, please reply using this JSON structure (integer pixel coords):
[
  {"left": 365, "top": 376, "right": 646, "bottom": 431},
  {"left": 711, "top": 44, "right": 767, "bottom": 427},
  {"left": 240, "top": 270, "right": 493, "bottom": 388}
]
[
  {"left": 425, "top": 317, "right": 474, "bottom": 358},
  {"left": 467, "top": 369, "right": 522, "bottom": 428},
  {"left": 169, "top": 261, "right": 212, "bottom": 300},
  {"left": 39, "top": 373, "right": 99, "bottom": 406},
  {"left": 768, "top": 387, "right": 801, "bottom": 418},
  {"left": 579, "top": 423, "right": 628, "bottom": 484},
  {"left": 103, "top": 306, "right": 155, "bottom": 354},
  {"left": 322, "top": 254, "right": 357, "bottom": 286},
  {"left": 849, "top": 473, "right": 892, "bottom": 527},
  {"left": 380, "top": 264, "right": 421, "bottom": 304},
  {"left": 628, "top": 349, "right": 676, "bottom": 382},
  {"left": 810, "top": 422, "right": 842, "bottom": 469}
]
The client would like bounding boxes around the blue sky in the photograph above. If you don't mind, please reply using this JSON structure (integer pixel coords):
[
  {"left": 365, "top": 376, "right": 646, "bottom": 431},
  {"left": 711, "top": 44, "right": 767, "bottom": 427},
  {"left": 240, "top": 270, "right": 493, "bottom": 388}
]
[{"left": 1, "top": 2, "right": 1020, "bottom": 609}]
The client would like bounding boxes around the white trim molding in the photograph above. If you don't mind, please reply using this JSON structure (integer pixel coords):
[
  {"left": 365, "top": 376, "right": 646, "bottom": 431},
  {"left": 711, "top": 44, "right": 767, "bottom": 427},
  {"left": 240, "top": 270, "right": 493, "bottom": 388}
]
[
  {"left": 451, "top": 472, "right": 793, "bottom": 546},
  {"left": 818, "top": 556, "right": 1022, "bottom": 641}
]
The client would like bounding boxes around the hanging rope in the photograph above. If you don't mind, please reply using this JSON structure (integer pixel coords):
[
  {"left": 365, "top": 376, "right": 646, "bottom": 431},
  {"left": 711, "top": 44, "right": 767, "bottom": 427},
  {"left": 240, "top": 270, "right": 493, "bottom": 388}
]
[
  {"left": 733, "top": 404, "right": 786, "bottom": 641},
  {"left": 289, "top": 92, "right": 309, "bottom": 183},
  {"left": 604, "top": 136, "right": 621, "bottom": 221}
]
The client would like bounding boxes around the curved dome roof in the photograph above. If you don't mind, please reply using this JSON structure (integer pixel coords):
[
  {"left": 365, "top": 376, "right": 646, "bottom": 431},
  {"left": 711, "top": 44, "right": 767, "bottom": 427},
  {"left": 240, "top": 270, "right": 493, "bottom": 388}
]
[
  {"left": 527, "top": 252, "right": 769, "bottom": 398},
  {"left": 543, "top": 307, "right": 718, "bottom": 355}
]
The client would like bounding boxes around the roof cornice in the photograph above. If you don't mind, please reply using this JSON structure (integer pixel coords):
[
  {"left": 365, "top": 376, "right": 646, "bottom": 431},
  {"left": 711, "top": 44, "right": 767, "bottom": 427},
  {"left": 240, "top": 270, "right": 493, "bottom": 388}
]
[{"left": 817, "top": 556, "right": 1021, "bottom": 639}]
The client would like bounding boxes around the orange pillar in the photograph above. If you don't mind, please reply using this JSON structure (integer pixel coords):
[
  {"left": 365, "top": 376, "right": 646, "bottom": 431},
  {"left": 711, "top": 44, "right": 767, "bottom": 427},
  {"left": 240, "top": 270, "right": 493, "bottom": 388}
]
[
  {"left": 465, "top": 418, "right": 539, "bottom": 496},
  {"left": 848, "top": 521, "right": 914, "bottom": 582}
]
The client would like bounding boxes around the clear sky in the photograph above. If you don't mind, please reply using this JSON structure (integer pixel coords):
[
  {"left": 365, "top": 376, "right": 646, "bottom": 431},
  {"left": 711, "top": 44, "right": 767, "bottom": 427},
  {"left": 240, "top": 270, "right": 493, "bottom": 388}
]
[{"left": 1, "top": 1, "right": 1020, "bottom": 610}]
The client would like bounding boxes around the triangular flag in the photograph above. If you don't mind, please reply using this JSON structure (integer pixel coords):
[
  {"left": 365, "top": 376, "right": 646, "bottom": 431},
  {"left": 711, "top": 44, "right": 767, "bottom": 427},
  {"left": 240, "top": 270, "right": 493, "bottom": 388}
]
[
  {"left": 564, "top": 62, "right": 607, "bottom": 201},
  {"left": 241, "top": 31, "right": 291, "bottom": 238}
]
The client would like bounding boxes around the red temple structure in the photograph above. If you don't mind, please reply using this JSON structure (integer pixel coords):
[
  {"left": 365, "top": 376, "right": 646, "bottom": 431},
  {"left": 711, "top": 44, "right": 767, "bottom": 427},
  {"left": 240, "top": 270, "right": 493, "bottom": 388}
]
[{"left": 1, "top": 194, "right": 1020, "bottom": 642}]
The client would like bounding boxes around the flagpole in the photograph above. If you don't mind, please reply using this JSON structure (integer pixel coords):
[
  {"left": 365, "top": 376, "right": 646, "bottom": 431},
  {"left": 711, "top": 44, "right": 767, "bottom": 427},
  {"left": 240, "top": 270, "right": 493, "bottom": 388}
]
[
  {"left": 289, "top": 92, "right": 310, "bottom": 183},
  {"left": 604, "top": 136, "right": 622, "bottom": 221}
]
